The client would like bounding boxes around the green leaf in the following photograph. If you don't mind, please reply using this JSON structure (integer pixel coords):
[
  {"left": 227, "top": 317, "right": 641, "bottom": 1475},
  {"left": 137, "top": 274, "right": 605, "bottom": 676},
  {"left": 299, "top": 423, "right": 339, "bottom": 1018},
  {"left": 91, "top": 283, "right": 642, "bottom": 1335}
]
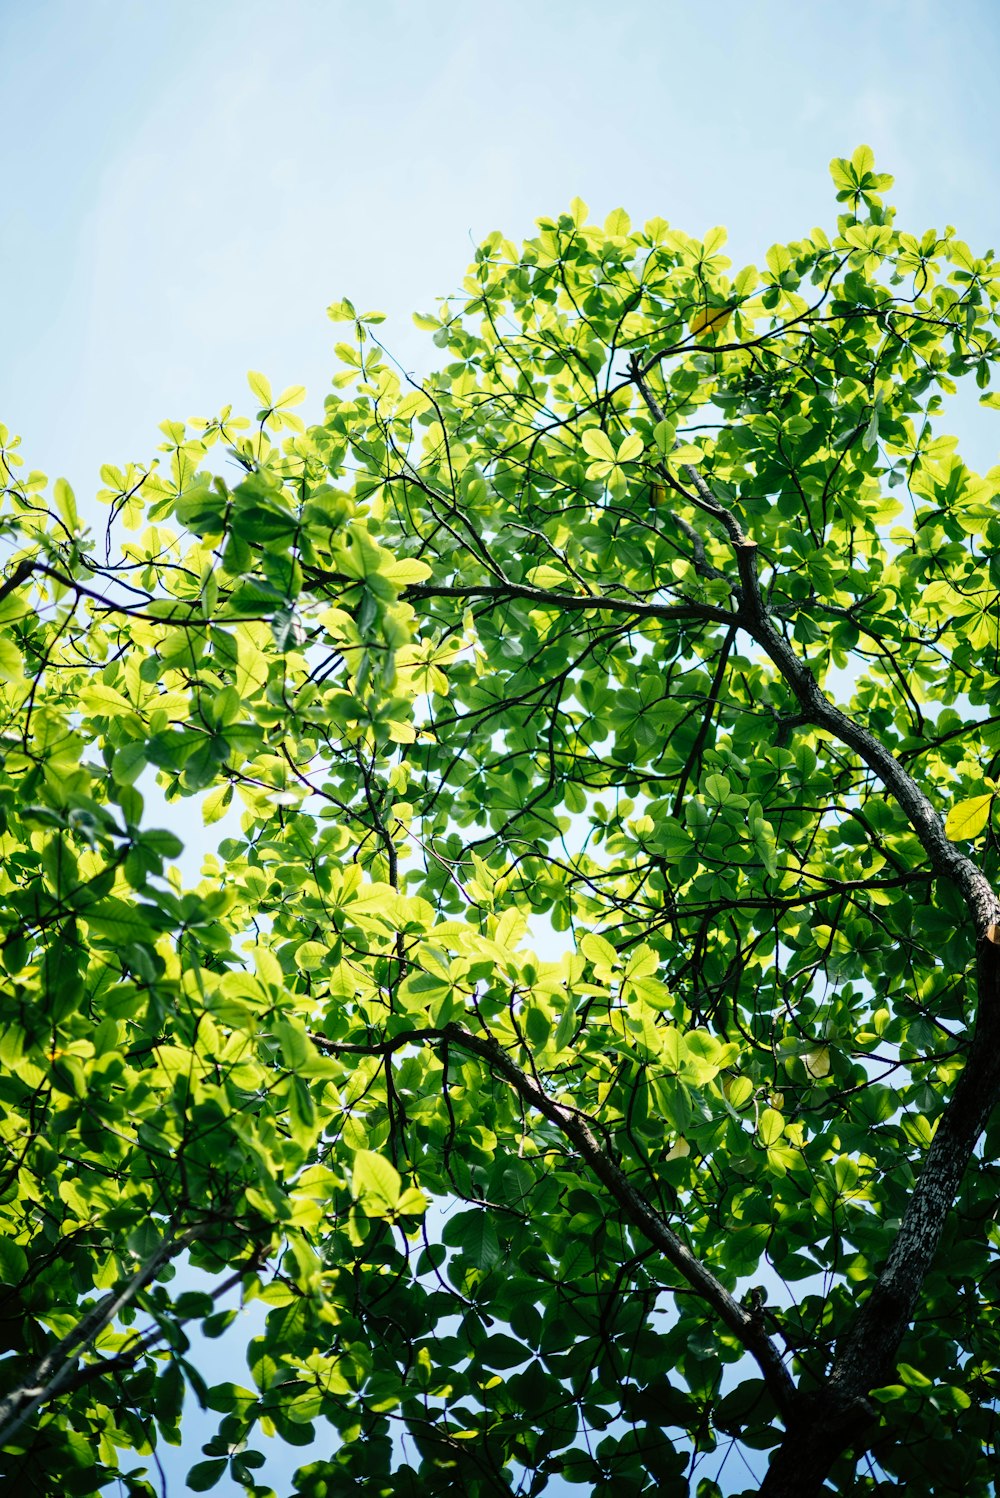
[
  {"left": 945, "top": 793, "right": 993, "bottom": 841},
  {"left": 704, "top": 774, "right": 731, "bottom": 805},
  {"left": 653, "top": 418, "right": 676, "bottom": 455},
  {"left": 897, "top": 1362, "right": 933, "bottom": 1390},
  {"left": 352, "top": 1150, "right": 402, "bottom": 1213},
  {"left": 187, "top": 1458, "right": 228, "bottom": 1491},
  {"left": 275, "top": 1018, "right": 311, "bottom": 1070},
  {"left": 450, "top": 1210, "right": 500, "bottom": 1271},
  {"left": 0, "top": 1238, "right": 28, "bottom": 1283},
  {"left": 581, "top": 428, "right": 617, "bottom": 463},
  {"left": 271, "top": 606, "right": 305, "bottom": 652},
  {"left": 83, "top": 898, "right": 165, "bottom": 944},
  {"left": 247, "top": 370, "right": 272, "bottom": 407}
]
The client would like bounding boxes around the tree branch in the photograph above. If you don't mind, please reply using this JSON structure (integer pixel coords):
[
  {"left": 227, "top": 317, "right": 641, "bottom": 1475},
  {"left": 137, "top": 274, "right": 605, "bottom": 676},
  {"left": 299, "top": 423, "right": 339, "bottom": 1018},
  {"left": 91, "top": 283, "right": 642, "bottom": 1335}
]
[
  {"left": 0, "top": 1226, "right": 201, "bottom": 1449},
  {"left": 649, "top": 453, "right": 1000, "bottom": 1492},
  {"left": 403, "top": 579, "right": 735, "bottom": 628},
  {"left": 402, "top": 405, "right": 1000, "bottom": 1486},
  {"left": 311, "top": 1023, "right": 797, "bottom": 1415},
  {"left": 0, "top": 558, "right": 35, "bottom": 604}
]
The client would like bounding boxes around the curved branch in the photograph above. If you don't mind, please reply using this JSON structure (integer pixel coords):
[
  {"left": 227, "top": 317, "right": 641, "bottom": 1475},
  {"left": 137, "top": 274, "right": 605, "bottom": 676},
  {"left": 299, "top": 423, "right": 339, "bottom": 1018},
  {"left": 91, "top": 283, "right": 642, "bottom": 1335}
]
[
  {"left": 737, "top": 590, "right": 999, "bottom": 934},
  {"left": 0, "top": 1226, "right": 202, "bottom": 1448},
  {"left": 400, "top": 432, "right": 1000, "bottom": 1489},
  {"left": 658, "top": 460, "right": 1000, "bottom": 1493},
  {"left": 403, "top": 578, "right": 735, "bottom": 628},
  {"left": 311, "top": 1022, "right": 797, "bottom": 1414}
]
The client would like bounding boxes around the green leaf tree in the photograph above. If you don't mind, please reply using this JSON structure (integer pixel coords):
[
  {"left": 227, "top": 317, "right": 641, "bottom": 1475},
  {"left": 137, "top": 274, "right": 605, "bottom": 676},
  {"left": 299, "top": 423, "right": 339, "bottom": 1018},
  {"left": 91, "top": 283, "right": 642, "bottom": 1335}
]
[{"left": 2, "top": 146, "right": 1000, "bottom": 1496}]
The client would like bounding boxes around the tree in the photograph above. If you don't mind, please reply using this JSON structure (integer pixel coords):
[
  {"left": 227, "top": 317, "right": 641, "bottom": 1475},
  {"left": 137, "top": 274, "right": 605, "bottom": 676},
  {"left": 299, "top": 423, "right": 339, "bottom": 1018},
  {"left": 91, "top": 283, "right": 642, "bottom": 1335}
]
[{"left": 1, "top": 146, "right": 999, "bottom": 1497}]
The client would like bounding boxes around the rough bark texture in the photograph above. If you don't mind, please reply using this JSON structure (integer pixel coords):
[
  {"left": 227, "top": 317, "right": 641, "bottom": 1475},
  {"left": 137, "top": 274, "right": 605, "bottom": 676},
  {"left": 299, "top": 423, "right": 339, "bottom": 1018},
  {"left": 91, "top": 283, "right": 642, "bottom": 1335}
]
[
  {"left": 0, "top": 1228, "right": 200, "bottom": 1448},
  {"left": 759, "top": 937, "right": 1000, "bottom": 1494},
  {"left": 317, "top": 1023, "right": 800, "bottom": 1412},
  {"left": 730, "top": 505, "right": 1000, "bottom": 1492},
  {"left": 409, "top": 414, "right": 1000, "bottom": 1493}
]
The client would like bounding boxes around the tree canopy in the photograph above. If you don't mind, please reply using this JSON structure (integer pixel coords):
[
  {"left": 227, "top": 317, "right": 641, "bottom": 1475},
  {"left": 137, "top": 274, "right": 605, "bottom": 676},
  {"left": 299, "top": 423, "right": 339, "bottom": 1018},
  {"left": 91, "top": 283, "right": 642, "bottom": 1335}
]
[{"left": 2, "top": 147, "right": 1000, "bottom": 1497}]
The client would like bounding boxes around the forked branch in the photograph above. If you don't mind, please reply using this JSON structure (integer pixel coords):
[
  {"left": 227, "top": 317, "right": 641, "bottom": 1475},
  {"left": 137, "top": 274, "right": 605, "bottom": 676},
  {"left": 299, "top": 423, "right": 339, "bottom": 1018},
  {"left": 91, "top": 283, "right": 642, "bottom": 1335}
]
[{"left": 312, "top": 1022, "right": 797, "bottom": 1414}]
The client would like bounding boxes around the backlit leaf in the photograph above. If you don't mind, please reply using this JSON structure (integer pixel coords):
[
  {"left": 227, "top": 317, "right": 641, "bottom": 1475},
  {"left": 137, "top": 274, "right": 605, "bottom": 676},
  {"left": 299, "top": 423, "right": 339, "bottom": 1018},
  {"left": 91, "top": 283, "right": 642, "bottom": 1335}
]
[{"left": 945, "top": 794, "right": 993, "bottom": 841}]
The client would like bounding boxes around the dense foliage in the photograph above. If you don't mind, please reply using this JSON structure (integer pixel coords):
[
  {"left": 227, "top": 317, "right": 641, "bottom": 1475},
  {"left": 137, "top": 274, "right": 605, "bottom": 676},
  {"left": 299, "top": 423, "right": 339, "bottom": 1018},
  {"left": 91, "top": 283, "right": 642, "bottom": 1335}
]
[{"left": 2, "top": 148, "right": 1000, "bottom": 1495}]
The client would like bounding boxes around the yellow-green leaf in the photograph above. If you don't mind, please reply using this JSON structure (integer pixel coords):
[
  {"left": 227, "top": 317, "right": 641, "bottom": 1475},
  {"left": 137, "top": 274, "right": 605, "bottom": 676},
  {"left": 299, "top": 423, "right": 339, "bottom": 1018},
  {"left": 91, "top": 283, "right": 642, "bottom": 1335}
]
[
  {"left": 327, "top": 298, "right": 356, "bottom": 322},
  {"left": 803, "top": 1046, "right": 831, "bottom": 1079},
  {"left": 689, "top": 305, "right": 732, "bottom": 336},
  {"left": 581, "top": 429, "right": 617, "bottom": 463},
  {"left": 580, "top": 932, "right": 617, "bottom": 970},
  {"left": 852, "top": 143, "right": 875, "bottom": 178},
  {"left": 234, "top": 629, "right": 269, "bottom": 697},
  {"left": 295, "top": 940, "right": 328, "bottom": 972},
  {"left": 385, "top": 558, "right": 432, "bottom": 586},
  {"left": 352, "top": 1150, "right": 401, "bottom": 1213},
  {"left": 944, "top": 793, "right": 993, "bottom": 841},
  {"left": 80, "top": 682, "right": 134, "bottom": 716},
  {"left": 54, "top": 477, "right": 79, "bottom": 529},
  {"left": 247, "top": 370, "right": 272, "bottom": 407},
  {"left": 0, "top": 638, "right": 24, "bottom": 680},
  {"left": 604, "top": 207, "right": 631, "bottom": 238},
  {"left": 201, "top": 781, "right": 233, "bottom": 826},
  {"left": 527, "top": 564, "right": 567, "bottom": 590},
  {"left": 725, "top": 1076, "right": 754, "bottom": 1109},
  {"left": 617, "top": 433, "right": 644, "bottom": 463},
  {"left": 275, "top": 384, "right": 306, "bottom": 410}
]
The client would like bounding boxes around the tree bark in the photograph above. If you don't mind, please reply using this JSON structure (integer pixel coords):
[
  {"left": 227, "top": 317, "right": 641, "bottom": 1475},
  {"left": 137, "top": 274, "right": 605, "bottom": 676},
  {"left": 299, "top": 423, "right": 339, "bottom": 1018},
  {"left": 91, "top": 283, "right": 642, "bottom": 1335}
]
[
  {"left": 408, "top": 424, "right": 1000, "bottom": 1493},
  {"left": 759, "top": 936, "right": 1000, "bottom": 1494},
  {"left": 0, "top": 1227, "right": 200, "bottom": 1448}
]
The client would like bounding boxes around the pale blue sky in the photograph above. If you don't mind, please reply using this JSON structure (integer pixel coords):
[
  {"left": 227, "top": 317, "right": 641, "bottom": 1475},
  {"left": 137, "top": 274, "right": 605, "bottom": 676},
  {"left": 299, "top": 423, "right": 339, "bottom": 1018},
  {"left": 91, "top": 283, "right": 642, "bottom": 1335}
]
[
  {"left": 3, "top": 0, "right": 999, "bottom": 493},
  {"left": 3, "top": 2, "right": 998, "bottom": 1493}
]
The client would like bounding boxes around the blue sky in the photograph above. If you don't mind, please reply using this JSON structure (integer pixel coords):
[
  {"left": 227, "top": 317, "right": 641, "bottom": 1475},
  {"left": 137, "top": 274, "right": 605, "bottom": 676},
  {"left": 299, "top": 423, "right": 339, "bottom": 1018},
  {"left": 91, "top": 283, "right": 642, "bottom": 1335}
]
[
  {"left": 4, "top": 0, "right": 999, "bottom": 495},
  {"left": 3, "top": 1, "right": 998, "bottom": 1493}
]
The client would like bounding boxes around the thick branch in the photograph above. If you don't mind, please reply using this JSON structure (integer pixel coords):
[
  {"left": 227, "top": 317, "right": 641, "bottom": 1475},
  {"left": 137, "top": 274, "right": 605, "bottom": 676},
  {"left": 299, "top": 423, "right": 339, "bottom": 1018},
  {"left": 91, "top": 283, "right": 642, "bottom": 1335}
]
[
  {"left": 404, "top": 579, "right": 735, "bottom": 628},
  {"left": 0, "top": 559, "right": 35, "bottom": 604},
  {"left": 312, "top": 1023, "right": 796, "bottom": 1414},
  {"left": 0, "top": 1226, "right": 201, "bottom": 1448},
  {"left": 739, "top": 601, "right": 999, "bottom": 934},
  {"left": 659, "top": 466, "right": 1000, "bottom": 1492}
]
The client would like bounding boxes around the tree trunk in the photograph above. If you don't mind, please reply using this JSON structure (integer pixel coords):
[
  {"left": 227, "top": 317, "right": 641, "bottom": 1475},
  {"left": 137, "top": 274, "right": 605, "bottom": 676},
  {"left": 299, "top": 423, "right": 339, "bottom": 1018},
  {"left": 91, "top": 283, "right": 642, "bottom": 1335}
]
[
  {"left": 758, "top": 936, "right": 1000, "bottom": 1494},
  {"left": 758, "top": 1392, "right": 872, "bottom": 1497}
]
